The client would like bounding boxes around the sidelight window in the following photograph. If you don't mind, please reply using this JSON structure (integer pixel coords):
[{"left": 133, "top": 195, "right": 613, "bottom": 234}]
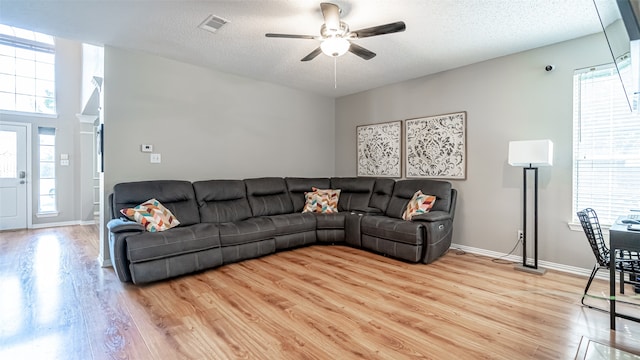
[{"left": 38, "top": 127, "right": 56, "bottom": 214}]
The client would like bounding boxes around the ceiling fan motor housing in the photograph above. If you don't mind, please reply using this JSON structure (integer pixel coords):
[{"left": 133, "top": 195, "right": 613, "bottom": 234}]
[{"left": 321, "top": 21, "right": 350, "bottom": 38}]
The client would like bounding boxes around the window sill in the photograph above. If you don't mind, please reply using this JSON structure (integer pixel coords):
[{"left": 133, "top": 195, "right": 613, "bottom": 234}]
[
  {"left": 1, "top": 110, "right": 58, "bottom": 119},
  {"left": 568, "top": 221, "right": 612, "bottom": 232},
  {"left": 36, "top": 211, "right": 59, "bottom": 218}
]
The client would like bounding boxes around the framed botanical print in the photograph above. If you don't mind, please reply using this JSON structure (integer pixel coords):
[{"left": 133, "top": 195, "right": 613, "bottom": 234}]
[
  {"left": 356, "top": 121, "right": 402, "bottom": 177},
  {"left": 405, "top": 111, "right": 466, "bottom": 179}
]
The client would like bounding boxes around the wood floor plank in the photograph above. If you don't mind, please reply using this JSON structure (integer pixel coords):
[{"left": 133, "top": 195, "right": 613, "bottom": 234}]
[{"left": 2, "top": 226, "right": 640, "bottom": 359}]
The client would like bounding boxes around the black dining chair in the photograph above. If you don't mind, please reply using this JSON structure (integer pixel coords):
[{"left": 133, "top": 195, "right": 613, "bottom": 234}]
[{"left": 576, "top": 208, "right": 640, "bottom": 309}]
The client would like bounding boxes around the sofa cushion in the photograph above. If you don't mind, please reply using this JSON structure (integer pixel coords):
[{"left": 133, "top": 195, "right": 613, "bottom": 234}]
[
  {"left": 303, "top": 188, "right": 340, "bottom": 213},
  {"left": 245, "top": 177, "right": 294, "bottom": 217},
  {"left": 217, "top": 217, "right": 276, "bottom": 247},
  {"left": 285, "top": 177, "right": 331, "bottom": 212},
  {"left": 402, "top": 190, "right": 437, "bottom": 221},
  {"left": 330, "top": 177, "right": 376, "bottom": 212},
  {"left": 316, "top": 213, "right": 346, "bottom": 229},
  {"left": 193, "top": 180, "right": 252, "bottom": 223},
  {"left": 268, "top": 213, "right": 317, "bottom": 236},
  {"left": 361, "top": 216, "right": 425, "bottom": 246},
  {"left": 126, "top": 223, "right": 220, "bottom": 263},
  {"left": 386, "top": 179, "right": 453, "bottom": 219},
  {"left": 369, "top": 178, "right": 395, "bottom": 213},
  {"left": 112, "top": 180, "right": 200, "bottom": 226},
  {"left": 120, "top": 198, "right": 181, "bottom": 232}
]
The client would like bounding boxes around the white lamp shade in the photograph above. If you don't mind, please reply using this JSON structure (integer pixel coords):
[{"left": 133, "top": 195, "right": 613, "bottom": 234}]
[
  {"left": 508, "top": 140, "right": 553, "bottom": 167},
  {"left": 321, "top": 37, "right": 350, "bottom": 57}
]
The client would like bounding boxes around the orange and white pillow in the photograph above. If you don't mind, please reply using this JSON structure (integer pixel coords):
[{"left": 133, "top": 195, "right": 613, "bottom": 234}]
[
  {"left": 302, "top": 187, "right": 341, "bottom": 214},
  {"left": 402, "top": 190, "right": 436, "bottom": 221},
  {"left": 120, "top": 198, "right": 180, "bottom": 232}
]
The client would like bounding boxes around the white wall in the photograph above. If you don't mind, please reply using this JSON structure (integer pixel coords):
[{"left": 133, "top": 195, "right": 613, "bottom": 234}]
[
  {"left": 100, "top": 46, "right": 336, "bottom": 263},
  {"left": 335, "top": 33, "right": 614, "bottom": 270}
]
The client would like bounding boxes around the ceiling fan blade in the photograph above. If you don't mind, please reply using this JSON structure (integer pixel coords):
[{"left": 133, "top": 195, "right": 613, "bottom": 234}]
[
  {"left": 320, "top": 2, "right": 341, "bottom": 31},
  {"left": 352, "top": 21, "right": 406, "bottom": 38},
  {"left": 301, "top": 47, "right": 322, "bottom": 62},
  {"left": 349, "top": 43, "right": 376, "bottom": 60},
  {"left": 265, "top": 33, "right": 316, "bottom": 39}
]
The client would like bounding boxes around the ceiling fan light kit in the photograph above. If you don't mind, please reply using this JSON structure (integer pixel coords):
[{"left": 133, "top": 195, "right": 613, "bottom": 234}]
[
  {"left": 265, "top": 2, "right": 406, "bottom": 62},
  {"left": 321, "top": 37, "right": 350, "bottom": 57}
]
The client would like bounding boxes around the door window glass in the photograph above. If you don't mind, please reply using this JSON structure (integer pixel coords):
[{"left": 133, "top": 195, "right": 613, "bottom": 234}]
[{"left": 0, "top": 130, "right": 17, "bottom": 178}]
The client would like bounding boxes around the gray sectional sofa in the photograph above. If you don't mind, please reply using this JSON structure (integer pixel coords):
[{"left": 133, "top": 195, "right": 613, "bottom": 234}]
[{"left": 107, "top": 177, "right": 457, "bottom": 284}]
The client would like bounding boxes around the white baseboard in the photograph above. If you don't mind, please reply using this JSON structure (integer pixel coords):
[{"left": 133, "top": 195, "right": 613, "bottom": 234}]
[
  {"left": 98, "top": 256, "right": 112, "bottom": 268},
  {"left": 30, "top": 220, "right": 96, "bottom": 229},
  {"left": 450, "top": 243, "right": 605, "bottom": 280},
  {"left": 31, "top": 220, "right": 82, "bottom": 229}
]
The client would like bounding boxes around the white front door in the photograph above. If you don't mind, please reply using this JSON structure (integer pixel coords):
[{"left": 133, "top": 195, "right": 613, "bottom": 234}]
[{"left": 0, "top": 123, "right": 28, "bottom": 230}]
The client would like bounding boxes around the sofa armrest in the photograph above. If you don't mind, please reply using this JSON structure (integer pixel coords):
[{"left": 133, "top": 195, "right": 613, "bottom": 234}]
[
  {"left": 410, "top": 211, "right": 455, "bottom": 264},
  {"left": 107, "top": 218, "right": 145, "bottom": 233},
  {"left": 107, "top": 218, "right": 144, "bottom": 283},
  {"left": 411, "top": 210, "right": 451, "bottom": 222}
]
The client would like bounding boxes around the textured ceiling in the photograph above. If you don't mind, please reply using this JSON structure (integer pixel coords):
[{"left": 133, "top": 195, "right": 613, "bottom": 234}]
[{"left": 0, "top": 0, "right": 608, "bottom": 98}]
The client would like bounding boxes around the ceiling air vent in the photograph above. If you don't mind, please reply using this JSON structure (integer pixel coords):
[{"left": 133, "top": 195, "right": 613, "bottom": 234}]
[{"left": 198, "top": 14, "right": 229, "bottom": 33}]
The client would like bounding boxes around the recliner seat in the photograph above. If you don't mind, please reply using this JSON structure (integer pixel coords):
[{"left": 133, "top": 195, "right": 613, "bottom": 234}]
[
  {"left": 361, "top": 179, "right": 457, "bottom": 263},
  {"left": 193, "top": 179, "right": 276, "bottom": 264}
]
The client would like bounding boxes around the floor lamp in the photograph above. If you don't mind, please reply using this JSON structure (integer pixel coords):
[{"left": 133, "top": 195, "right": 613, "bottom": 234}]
[{"left": 508, "top": 140, "right": 553, "bottom": 275}]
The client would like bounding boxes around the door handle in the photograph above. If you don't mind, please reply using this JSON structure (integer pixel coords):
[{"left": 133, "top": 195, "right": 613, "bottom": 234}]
[{"left": 19, "top": 171, "right": 26, "bottom": 179}]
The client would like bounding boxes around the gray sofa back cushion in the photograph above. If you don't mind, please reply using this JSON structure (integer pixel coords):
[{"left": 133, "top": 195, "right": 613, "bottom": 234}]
[
  {"left": 330, "top": 177, "right": 376, "bottom": 212},
  {"left": 285, "top": 177, "right": 331, "bottom": 212},
  {"left": 245, "top": 177, "right": 294, "bottom": 216},
  {"left": 385, "top": 179, "right": 453, "bottom": 219},
  {"left": 193, "top": 180, "right": 252, "bottom": 223},
  {"left": 111, "top": 180, "right": 200, "bottom": 226},
  {"left": 369, "top": 178, "right": 395, "bottom": 212}
]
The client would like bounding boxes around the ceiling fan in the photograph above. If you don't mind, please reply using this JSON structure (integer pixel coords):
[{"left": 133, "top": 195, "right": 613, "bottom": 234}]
[{"left": 265, "top": 2, "right": 406, "bottom": 62}]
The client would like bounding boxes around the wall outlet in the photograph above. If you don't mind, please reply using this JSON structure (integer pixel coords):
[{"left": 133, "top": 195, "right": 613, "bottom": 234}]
[{"left": 518, "top": 230, "right": 524, "bottom": 241}]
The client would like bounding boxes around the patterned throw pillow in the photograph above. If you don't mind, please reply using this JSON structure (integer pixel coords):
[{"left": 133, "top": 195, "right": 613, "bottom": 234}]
[
  {"left": 402, "top": 190, "right": 437, "bottom": 221},
  {"left": 302, "top": 187, "right": 341, "bottom": 213},
  {"left": 120, "top": 198, "right": 180, "bottom": 232}
]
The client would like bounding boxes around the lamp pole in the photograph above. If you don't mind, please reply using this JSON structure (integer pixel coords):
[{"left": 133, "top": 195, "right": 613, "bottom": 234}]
[{"left": 516, "top": 165, "right": 546, "bottom": 275}]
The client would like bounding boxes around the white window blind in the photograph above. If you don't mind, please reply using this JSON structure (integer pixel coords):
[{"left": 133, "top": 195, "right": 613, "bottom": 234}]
[{"left": 573, "top": 61, "right": 640, "bottom": 225}]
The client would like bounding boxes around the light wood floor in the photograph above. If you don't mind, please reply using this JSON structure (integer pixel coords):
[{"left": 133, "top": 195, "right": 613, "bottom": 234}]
[{"left": 1, "top": 225, "right": 640, "bottom": 359}]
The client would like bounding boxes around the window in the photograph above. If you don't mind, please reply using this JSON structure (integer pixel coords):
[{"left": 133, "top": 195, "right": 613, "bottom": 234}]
[
  {"left": 38, "top": 127, "right": 56, "bottom": 213},
  {"left": 572, "top": 60, "right": 640, "bottom": 225},
  {"left": 0, "top": 24, "right": 55, "bottom": 114}
]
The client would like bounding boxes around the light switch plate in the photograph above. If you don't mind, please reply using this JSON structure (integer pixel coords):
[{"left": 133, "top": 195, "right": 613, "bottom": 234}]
[
  {"left": 150, "top": 153, "right": 161, "bottom": 163},
  {"left": 60, "top": 153, "right": 69, "bottom": 160},
  {"left": 141, "top": 144, "right": 153, "bottom": 152}
]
